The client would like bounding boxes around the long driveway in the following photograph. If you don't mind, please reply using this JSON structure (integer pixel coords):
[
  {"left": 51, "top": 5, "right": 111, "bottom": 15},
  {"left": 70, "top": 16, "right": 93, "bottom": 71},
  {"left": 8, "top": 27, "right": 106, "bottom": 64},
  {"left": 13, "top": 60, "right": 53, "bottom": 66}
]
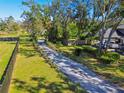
[{"left": 38, "top": 40, "right": 124, "bottom": 93}]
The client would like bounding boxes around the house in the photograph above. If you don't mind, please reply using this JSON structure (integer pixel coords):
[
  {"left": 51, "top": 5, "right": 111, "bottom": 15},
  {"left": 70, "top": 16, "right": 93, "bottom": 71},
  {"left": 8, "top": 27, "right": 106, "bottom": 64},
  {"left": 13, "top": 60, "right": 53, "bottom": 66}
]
[{"left": 104, "top": 24, "right": 124, "bottom": 49}]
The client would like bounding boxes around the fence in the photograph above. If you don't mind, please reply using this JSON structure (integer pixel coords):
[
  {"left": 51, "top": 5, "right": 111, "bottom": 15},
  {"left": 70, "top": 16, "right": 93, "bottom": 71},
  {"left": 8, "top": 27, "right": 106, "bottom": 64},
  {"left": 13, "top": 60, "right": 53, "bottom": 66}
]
[
  {"left": 0, "top": 37, "right": 19, "bottom": 93},
  {"left": 0, "top": 37, "right": 19, "bottom": 41}
]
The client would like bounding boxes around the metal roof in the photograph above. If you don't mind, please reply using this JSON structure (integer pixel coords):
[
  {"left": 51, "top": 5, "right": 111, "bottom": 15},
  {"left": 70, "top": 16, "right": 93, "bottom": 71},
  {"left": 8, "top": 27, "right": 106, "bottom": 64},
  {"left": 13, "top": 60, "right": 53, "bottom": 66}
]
[
  {"left": 104, "top": 29, "right": 120, "bottom": 38},
  {"left": 117, "top": 24, "right": 124, "bottom": 29},
  {"left": 104, "top": 24, "right": 124, "bottom": 38}
]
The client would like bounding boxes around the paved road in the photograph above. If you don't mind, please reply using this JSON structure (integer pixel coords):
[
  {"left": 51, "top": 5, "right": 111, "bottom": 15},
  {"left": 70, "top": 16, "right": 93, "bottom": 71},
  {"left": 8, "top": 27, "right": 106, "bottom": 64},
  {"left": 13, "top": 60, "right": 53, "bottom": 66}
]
[{"left": 38, "top": 40, "right": 124, "bottom": 93}]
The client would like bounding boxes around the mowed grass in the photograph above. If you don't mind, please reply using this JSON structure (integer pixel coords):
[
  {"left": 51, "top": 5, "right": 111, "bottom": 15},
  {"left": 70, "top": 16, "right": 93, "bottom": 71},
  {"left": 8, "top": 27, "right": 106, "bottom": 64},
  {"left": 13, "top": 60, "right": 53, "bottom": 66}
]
[
  {"left": 48, "top": 42, "right": 124, "bottom": 88},
  {"left": 0, "top": 32, "right": 19, "bottom": 37},
  {"left": 0, "top": 41, "right": 16, "bottom": 80},
  {"left": 9, "top": 35, "right": 85, "bottom": 93}
]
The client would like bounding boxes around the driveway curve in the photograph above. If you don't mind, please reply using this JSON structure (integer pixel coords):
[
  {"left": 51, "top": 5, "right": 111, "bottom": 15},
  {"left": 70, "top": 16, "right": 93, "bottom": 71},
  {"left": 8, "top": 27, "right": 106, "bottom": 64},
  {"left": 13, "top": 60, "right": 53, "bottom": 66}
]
[{"left": 38, "top": 40, "right": 124, "bottom": 93}]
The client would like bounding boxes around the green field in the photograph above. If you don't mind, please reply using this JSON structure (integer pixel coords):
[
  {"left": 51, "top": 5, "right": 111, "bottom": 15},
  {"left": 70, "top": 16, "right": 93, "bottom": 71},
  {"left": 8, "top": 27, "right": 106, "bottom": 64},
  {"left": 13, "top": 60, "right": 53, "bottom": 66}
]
[
  {"left": 0, "top": 31, "right": 21, "bottom": 37},
  {"left": 0, "top": 42, "right": 16, "bottom": 80},
  {"left": 9, "top": 34, "right": 85, "bottom": 93}
]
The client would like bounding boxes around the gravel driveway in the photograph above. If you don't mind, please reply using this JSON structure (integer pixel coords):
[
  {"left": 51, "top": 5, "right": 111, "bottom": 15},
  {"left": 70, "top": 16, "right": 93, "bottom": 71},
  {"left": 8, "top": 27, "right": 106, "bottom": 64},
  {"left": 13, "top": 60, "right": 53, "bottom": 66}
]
[{"left": 38, "top": 40, "right": 124, "bottom": 93}]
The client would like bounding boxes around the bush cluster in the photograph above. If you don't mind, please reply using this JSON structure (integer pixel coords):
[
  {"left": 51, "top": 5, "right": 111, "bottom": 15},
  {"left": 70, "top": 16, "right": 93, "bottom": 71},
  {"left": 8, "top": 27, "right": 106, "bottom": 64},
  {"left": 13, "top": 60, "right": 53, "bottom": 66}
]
[
  {"left": 74, "top": 47, "right": 83, "bottom": 56},
  {"left": 74, "top": 46, "right": 97, "bottom": 56},
  {"left": 100, "top": 52, "right": 120, "bottom": 64},
  {"left": 74, "top": 45, "right": 120, "bottom": 64},
  {"left": 82, "top": 46, "right": 97, "bottom": 55}
]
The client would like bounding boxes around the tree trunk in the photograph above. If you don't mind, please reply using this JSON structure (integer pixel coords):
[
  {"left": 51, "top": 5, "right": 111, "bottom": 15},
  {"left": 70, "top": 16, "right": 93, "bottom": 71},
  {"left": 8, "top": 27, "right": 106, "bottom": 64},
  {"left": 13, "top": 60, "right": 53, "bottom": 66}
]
[
  {"left": 98, "top": 28, "right": 106, "bottom": 55},
  {"left": 104, "top": 30, "right": 115, "bottom": 52},
  {"left": 48, "top": 25, "right": 58, "bottom": 43},
  {"left": 62, "top": 27, "right": 68, "bottom": 46}
]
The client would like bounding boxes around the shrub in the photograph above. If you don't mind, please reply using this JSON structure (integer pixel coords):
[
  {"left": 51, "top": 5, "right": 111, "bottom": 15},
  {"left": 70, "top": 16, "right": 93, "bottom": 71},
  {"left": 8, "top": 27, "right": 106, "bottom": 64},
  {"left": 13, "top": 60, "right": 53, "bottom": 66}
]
[
  {"left": 74, "top": 47, "right": 83, "bottom": 56},
  {"left": 100, "top": 52, "right": 120, "bottom": 64},
  {"left": 74, "top": 46, "right": 97, "bottom": 56},
  {"left": 100, "top": 56, "right": 114, "bottom": 64},
  {"left": 108, "top": 52, "right": 120, "bottom": 61},
  {"left": 82, "top": 46, "right": 97, "bottom": 56}
]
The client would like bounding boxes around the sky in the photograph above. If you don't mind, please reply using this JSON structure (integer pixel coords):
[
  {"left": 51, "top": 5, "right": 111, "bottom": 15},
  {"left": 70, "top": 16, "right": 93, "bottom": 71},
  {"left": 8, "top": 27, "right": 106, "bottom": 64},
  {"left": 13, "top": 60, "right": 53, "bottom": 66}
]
[{"left": 0, "top": 0, "right": 48, "bottom": 21}]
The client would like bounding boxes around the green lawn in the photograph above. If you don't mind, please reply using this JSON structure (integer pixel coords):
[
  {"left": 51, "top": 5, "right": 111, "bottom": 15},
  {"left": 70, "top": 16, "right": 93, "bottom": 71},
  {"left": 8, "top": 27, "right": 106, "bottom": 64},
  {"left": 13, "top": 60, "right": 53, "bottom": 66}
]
[
  {"left": 47, "top": 42, "right": 124, "bottom": 88},
  {"left": 9, "top": 34, "right": 85, "bottom": 93},
  {"left": 0, "top": 31, "right": 20, "bottom": 37},
  {"left": 0, "top": 42, "right": 16, "bottom": 80}
]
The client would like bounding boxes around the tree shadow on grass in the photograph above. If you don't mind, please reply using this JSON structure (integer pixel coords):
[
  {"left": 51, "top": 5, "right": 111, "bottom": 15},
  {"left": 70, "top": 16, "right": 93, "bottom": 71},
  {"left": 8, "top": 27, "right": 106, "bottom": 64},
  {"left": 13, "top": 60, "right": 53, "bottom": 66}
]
[
  {"left": 118, "top": 64, "right": 124, "bottom": 72},
  {"left": 104, "top": 73, "right": 124, "bottom": 87},
  {"left": 12, "top": 79, "right": 27, "bottom": 91},
  {"left": 31, "top": 76, "right": 71, "bottom": 93},
  {"left": 12, "top": 76, "right": 74, "bottom": 93},
  {"left": 20, "top": 35, "right": 29, "bottom": 37},
  {"left": 18, "top": 36, "right": 39, "bottom": 57},
  {"left": 20, "top": 39, "right": 32, "bottom": 45},
  {"left": 19, "top": 48, "right": 38, "bottom": 57},
  {"left": 19, "top": 35, "right": 32, "bottom": 45},
  {"left": 12, "top": 77, "right": 45, "bottom": 93}
]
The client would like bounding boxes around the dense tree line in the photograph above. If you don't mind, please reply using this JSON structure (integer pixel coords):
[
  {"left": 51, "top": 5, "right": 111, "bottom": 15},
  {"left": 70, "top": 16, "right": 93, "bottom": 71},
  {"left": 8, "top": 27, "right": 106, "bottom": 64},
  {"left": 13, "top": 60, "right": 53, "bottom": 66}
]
[
  {"left": 0, "top": 0, "right": 123, "bottom": 54},
  {"left": 0, "top": 16, "right": 21, "bottom": 32}
]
